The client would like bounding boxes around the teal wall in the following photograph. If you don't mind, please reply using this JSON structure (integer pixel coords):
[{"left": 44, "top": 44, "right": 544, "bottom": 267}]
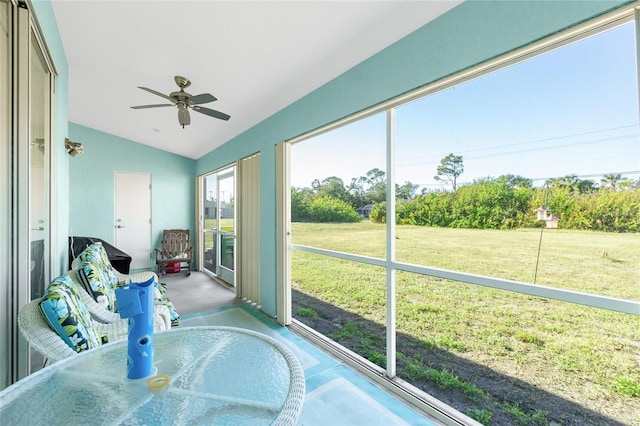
[
  {"left": 31, "top": 1, "right": 69, "bottom": 276},
  {"left": 68, "top": 123, "right": 196, "bottom": 268},
  {"left": 195, "top": 0, "right": 632, "bottom": 317}
]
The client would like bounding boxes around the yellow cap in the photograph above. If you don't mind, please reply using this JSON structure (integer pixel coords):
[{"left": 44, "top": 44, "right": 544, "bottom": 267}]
[{"left": 147, "top": 374, "right": 171, "bottom": 393}]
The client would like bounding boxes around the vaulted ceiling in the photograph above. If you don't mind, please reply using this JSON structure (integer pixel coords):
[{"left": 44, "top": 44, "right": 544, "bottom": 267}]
[{"left": 52, "top": 1, "right": 461, "bottom": 159}]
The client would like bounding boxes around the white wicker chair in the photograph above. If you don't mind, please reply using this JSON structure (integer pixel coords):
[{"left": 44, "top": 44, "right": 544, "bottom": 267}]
[
  {"left": 18, "top": 297, "right": 129, "bottom": 365},
  {"left": 71, "top": 250, "right": 158, "bottom": 283},
  {"left": 72, "top": 246, "right": 180, "bottom": 326},
  {"left": 113, "top": 270, "right": 157, "bottom": 286},
  {"left": 70, "top": 255, "right": 156, "bottom": 286},
  {"left": 113, "top": 270, "right": 179, "bottom": 327},
  {"left": 65, "top": 262, "right": 172, "bottom": 330},
  {"left": 67, "top": 271, "right": 171, "bottom": 331}
]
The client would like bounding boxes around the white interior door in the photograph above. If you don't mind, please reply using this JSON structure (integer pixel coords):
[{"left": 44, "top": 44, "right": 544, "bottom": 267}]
[{"left": 115, "top": 172, "right": 151, "bottom": 270}]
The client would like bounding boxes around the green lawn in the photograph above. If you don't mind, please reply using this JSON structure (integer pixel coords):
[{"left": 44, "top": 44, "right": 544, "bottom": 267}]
[
  {"left": 292, "top": 221, "right": 640, "bottom": 300},
  {"left": 291, "top": 222, "right": 640, "bottom": 425},
  {"left": 202, "top": 218, "right": 234, "bottom": 247}
]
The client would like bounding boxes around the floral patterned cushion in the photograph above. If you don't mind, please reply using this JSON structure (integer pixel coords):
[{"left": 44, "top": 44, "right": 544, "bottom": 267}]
[
  {"left": 40, "top": 275, "right": 101, "bottom": 352},
  {"left": 77, "top": 243, "right": 119, "bottom": 311},
  {"left": 75, "top": 242, "right": 180, "bottom": 325},
  {"left": 79, "top": 243, "right": 119, "bottom": 285}
]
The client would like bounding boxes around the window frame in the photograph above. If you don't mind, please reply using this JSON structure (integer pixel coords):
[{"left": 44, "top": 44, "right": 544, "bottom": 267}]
[
  {"left": 285, "top": 3, "right": 640, "bottom": 421},
  {"left": 289, "top": 5, "right": 639, "bottom": 315}
]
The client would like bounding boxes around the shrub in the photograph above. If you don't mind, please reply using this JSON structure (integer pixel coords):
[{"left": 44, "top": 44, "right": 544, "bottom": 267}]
[
  {"left": 300, "top": 178, "right": 640, "bottom": 232},
  {"left": 291, "top": 188, "right": 310, "bottom": 222},
  {"left": 308, "top": 196, "right": 361, "bottom": 223},
  {"left": 370, "top": 202, "right": 386, "bottom": 224}
]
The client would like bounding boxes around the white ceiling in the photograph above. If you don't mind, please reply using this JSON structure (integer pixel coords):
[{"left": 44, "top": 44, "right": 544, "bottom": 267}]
[{"left": 51, "top": 1, "right": 461, "bottom": 159}]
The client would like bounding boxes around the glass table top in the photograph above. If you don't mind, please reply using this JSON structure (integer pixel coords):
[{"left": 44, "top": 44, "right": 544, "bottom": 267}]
[{"left": 1, "top": 326, "right": 305, "bottom": 425}]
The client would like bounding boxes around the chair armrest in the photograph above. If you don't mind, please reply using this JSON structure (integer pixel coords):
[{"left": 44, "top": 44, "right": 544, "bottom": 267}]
[
  {"left": 95, "top": 319, "right": 129, "bottom": 344},
  {"left": 128, "top": 271, "right": 158, "bottom": 283},
  {"left": 76, "top": 285, "right": 120, "bottom": 323},
  {"left": 18, "top": 298, "right": 77, "bottom": 365},
  {"left": 114, "top": 270, "right": 157, "bottom": 285},
  {"left": 91, "top": 304, "right": 169, "bottom": 331},
  {"left": 89, "top": 305, "right": 121, "bottom": 323},
  {"left": 95, "top": 308, "right": 169, "bottom": 341},
  {"left": 114, "top": 270, "right": 128, "bottom": 285}
]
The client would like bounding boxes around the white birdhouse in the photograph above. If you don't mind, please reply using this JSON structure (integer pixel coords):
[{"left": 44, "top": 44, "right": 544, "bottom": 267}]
[
  {"left": 535, "top": 207, "right": 548, "bottom": 221},
  {"left": 546, "top": 214, "right": 560, "bottom": 228}
]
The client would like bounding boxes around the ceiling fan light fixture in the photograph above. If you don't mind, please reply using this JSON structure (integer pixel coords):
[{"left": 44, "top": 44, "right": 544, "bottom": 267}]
[{"left": 178, "top": 106, "right": 190, "bottom": 128}]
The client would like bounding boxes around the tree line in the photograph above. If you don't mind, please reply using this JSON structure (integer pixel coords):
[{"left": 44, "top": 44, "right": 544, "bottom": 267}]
[{"left": 292, "top": 155, "right": 640, "bottom": 232}]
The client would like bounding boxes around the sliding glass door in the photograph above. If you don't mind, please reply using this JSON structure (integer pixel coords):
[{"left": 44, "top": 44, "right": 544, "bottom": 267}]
[
  {"left": 1, "top": 0, "right": 55, "bottom": 387},
  {"left": 200, "top": 166, "right": 235, "bottom": 285},
  {"left": 216, "top": 171, "right": 235, "bottom": 283},
  {"left": 28, "top": 32, "right": 51, "bottom": 302},
  {"left": 0, "top": 0, "right": 12, "bottom": 390}
]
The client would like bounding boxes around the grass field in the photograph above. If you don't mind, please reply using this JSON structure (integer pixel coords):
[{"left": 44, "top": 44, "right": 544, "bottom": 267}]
[{"left": 291, "top": 222, "right": 640, "bottom": 425}]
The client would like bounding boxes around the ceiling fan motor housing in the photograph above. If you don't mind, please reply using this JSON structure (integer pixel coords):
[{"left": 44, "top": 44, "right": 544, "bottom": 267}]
[{"left": 170, "top": 90, "right": 192, "bottom": 103}]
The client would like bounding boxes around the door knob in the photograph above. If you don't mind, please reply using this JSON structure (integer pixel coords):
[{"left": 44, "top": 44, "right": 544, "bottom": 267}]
[{"left": 117, "top": 225, "right": 126, "bottom": 228}]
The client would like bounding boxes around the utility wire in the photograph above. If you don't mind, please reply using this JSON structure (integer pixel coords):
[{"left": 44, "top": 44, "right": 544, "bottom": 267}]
[
  {"left": 397, "top": 133, "right": 637, "bottom": 166},
  {"left": 396, "top": 124, "right": 638, "bottom": 163}
]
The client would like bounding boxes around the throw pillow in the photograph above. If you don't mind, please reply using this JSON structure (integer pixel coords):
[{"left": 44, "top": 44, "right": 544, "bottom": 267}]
[
  {"left": 78, "top": 256, "right": 117, "bottom": 311},
  {"left": 40, "top": 275, "right": 101, "bottom": 352},
  {"left": 77, "top": 243, "right": 119, "bottom": 311},
  {"left": 79, "top": 243, "right": 119, "bottom": 286}
]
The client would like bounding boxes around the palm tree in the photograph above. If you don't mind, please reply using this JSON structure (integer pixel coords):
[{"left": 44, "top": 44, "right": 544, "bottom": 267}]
[{"left": 601, "top": 174, "right": 622, "bottom": 191}]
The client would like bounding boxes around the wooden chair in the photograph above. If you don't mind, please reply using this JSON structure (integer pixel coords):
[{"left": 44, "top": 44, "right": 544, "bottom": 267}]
[{"left": 155, "top": 229, "right": 193, "bottom": 276}]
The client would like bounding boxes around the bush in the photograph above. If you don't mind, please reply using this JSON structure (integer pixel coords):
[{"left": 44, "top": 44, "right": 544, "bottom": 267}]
[
  {"left": 529, "top": 187, "right": 640, "bottom": 232},
  {"left": 301, "top": 179, "right": 640, "bottom": 232},
  {"left": 448, "top": 181, "right": 532, "bottom": 229},
  {"left": 395, "top": 182, "right": 532, "bottom": 229},
  {"left": 291, "top": 188, "right": 310, "bottom": 222},
  {"left": 308, "top": 197, "right": 361, "bottom": 223},
  {"left": 570, "top": 189, "right": 640, "bottom": 232},
  {"left": 370, "top": 202, "right": 386, "bottom": 224}
]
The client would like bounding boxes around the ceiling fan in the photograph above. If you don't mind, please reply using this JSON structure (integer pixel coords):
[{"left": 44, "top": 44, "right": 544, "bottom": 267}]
[{"left": 131, "top": 75, "right": 230, "bottom": 128}]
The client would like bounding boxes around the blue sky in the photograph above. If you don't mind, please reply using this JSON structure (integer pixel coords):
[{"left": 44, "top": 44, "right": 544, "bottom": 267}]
[{"left": 292, "top": 21, "right": 639, "bottom": 191}]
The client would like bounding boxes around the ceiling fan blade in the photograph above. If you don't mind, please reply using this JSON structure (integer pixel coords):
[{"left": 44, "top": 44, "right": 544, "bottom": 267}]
[
  {"left": 131, "top": 104, "right": 173, "bottom": 109},
  {"left": 178, "top": 108, "right": 190, "bottom": 127},
  {"left": 193, "top": 105, "right": 230, "bottom": 121},
  {"left": 190, "top": 93, "right": 217, "bottom": 105},
  {"left": 138, "top": 86, "right": 174, "bottom": 102}
]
